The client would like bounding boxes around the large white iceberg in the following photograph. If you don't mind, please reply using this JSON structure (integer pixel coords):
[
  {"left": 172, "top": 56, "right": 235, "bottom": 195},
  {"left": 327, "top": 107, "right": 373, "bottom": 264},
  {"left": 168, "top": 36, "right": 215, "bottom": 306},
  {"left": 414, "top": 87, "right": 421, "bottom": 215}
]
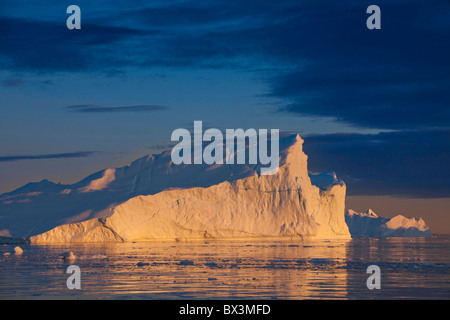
[
  {"left": 0, "top": 134, "right": 351, "bottom": 243},
  {"left": 345, "top": 209, "right": 431, "bottom": 237}
]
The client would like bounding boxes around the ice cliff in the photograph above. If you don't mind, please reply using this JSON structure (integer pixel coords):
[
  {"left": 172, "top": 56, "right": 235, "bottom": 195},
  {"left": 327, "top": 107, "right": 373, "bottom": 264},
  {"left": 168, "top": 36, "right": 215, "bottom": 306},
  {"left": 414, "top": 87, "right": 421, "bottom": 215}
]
[
  {"left": 0, "top": 134, "right": 351, "bottom": 243},
  {"left": 345, "top": 209, "right": 431, "bottom": 237}
]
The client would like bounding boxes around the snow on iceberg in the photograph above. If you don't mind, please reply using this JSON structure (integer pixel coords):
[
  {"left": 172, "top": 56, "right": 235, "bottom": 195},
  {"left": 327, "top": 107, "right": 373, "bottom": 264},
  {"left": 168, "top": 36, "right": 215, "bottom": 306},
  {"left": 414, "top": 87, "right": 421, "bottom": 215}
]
[
  {"left": 26, "top": 134, "right": 350, "bottom": 243},
  {"left": 78, "top": 168, "right": 116, "bottom": 193},
  {"left": 345, "top": 209, "right": 431, "bottom": 237}
]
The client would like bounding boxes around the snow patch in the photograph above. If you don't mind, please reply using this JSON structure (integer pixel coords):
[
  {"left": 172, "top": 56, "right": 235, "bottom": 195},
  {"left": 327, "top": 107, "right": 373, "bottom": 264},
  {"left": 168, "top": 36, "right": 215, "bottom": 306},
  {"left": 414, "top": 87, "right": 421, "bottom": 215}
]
[{"left": 78, "top": 168, "right": 116, "bottom": 193}]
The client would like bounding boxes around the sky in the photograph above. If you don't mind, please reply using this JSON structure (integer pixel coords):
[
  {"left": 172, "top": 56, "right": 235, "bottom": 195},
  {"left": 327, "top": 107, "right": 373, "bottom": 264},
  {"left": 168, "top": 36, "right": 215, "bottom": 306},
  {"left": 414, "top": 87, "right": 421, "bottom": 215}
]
[{"left": 0, "top": 0, "right": 449, "bottom": 232}]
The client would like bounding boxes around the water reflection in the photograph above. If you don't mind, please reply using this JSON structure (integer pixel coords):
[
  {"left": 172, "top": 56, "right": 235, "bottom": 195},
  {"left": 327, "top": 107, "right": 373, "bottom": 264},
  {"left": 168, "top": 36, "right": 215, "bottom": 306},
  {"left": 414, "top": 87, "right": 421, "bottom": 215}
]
[{"left": 1, "top": 236, "right": 449, "bottom": 299}]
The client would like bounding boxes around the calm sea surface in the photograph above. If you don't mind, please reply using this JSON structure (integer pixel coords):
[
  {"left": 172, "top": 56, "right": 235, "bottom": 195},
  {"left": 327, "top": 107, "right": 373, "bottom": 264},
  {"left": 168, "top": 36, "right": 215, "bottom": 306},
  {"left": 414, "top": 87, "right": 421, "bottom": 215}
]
[{"left": 1, "top": 235, "right": 449, "bottom": 299}]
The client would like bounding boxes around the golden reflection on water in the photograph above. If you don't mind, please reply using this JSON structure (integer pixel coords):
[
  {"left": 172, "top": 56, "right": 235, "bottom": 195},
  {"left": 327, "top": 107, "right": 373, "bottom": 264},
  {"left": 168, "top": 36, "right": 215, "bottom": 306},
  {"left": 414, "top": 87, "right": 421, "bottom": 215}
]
[
  {"left": 98, "top": 240, "right": 351, "bottom": 299},
  {"left": 1, "top": 236, "right": 449, "bottom": 299}
]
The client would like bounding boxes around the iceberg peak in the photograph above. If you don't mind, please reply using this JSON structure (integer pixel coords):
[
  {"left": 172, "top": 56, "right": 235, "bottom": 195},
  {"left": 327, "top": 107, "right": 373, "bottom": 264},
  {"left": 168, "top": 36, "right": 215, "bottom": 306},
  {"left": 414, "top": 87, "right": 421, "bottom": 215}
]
[{"left": 365, "top": 209, "right": 378, "bottom": 217}]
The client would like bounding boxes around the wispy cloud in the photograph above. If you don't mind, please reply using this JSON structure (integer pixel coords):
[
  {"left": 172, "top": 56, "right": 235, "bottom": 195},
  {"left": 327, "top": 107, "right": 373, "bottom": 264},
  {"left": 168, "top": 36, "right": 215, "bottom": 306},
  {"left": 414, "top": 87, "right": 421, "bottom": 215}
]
[
  {"left": 66, "top": 104, "right": 168, "bottom": 113},
  {"left": 1, "top": 77, "right": 25, "bottom": 87},
  {"left": 150, "top": 143, "right": 177, "bottom": 151},
  {"left": 0, "top": 151, "right": 97, "bottom": 162}
]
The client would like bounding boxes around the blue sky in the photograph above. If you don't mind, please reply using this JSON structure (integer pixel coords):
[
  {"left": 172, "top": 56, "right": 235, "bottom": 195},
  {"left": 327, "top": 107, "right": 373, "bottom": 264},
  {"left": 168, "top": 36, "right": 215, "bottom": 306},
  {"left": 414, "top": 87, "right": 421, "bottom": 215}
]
[{"left": 1, "top": 0, "right": 449, "bottom": 204}]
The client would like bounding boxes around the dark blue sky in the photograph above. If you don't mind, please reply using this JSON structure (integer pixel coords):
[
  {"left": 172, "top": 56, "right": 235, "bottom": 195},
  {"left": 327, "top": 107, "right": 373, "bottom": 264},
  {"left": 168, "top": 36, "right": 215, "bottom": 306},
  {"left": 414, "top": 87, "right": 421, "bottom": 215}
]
[{"left": 0, "top": 0, "right": 449, "bottom": 200}]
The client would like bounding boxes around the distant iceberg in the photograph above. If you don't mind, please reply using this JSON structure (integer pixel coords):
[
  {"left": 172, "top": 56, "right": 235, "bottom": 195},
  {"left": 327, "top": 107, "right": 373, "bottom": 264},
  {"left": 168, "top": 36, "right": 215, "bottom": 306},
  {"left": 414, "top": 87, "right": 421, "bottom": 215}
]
[{"left": 345, "top": 209, "right": 431, "bottom": 237}]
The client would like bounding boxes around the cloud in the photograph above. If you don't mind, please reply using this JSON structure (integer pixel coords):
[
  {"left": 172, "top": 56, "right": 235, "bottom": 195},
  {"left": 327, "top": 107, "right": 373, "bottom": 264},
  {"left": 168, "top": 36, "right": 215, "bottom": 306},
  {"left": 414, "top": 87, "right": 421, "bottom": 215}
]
[
  {"left": 1, "top": 77, "right": 25, "bottom": 87},
  {"left": 66, "top": 104, "right": 168, "bottom": 113},
  {"left": 262, "top": 1, "right": 450, "bottom": 131},
  {"left": 0, "top": 1, "right": 307, "bottom": 71},
  {"left": 0, "top": 16, "right": 149, "bottom": 72},
  {"left": 303, "top": 129, "right": 450, "bottom": 198},
  {"left": 125, "top": 0, "right": 450, "bottom": 131},
  {"left": 2, "top": 2, "right": 450, "bottom": 196},
  {"left": 0, "top": 151, "right": 97, "bottom": 162},
  {"left": 132, "top": 1, "right": 450, "bottom": 131}
]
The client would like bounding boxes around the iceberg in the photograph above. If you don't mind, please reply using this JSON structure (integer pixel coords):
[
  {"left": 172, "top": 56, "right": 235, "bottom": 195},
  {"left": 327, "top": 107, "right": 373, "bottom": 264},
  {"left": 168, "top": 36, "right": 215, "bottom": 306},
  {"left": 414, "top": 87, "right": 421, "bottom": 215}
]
[
  {"left": 345, "top": 209, "right": 431, "bottom": 237},
  {"left": 0, "top": 134, "right": 351, "bottom": 243}
]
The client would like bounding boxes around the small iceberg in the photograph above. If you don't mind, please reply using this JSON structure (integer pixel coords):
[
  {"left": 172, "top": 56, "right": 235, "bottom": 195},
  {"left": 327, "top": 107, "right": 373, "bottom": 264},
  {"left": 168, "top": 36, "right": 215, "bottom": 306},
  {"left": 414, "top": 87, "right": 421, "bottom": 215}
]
[
  {"left": 346, "top": 209, "right": 431, "bottom": 237},
  {"left": 60, "top": 251, "right": 76, "bottom": 261}
]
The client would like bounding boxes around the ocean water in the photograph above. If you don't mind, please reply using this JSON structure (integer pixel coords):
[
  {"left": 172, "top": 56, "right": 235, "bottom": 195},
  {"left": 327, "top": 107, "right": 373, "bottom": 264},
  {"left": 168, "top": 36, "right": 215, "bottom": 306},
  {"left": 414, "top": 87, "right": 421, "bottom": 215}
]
[{"left": 1, "top": 235, "right": 449, "bottom": 300}]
